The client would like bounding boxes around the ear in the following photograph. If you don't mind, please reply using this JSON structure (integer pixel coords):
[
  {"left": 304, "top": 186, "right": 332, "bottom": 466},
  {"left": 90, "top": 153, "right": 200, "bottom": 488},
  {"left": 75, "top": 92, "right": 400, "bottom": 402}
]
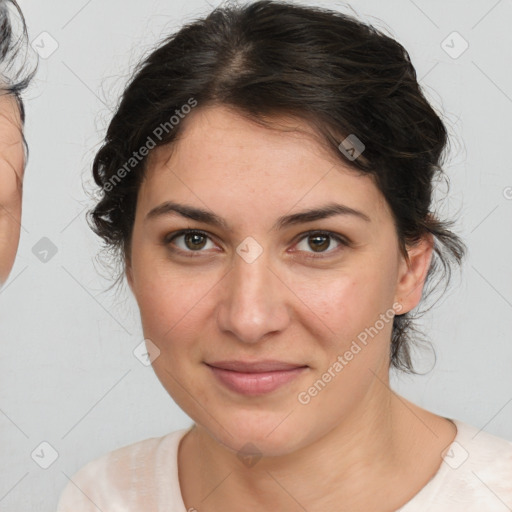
[{"left": 394, "top": 232, "right": 434, "bottom": 314}]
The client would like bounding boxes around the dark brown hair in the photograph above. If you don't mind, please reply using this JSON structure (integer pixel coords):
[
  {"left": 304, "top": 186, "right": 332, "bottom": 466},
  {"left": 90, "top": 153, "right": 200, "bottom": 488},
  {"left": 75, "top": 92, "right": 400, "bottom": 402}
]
[{"left": 89, "top": 0, "right": 466, "bottom": 374}]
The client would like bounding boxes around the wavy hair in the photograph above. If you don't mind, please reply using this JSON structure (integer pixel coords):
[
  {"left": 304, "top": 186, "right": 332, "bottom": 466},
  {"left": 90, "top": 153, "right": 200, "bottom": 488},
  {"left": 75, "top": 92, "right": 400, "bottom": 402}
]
[{"left": 89, "top": 0, "right": 466, "bottom": 374}]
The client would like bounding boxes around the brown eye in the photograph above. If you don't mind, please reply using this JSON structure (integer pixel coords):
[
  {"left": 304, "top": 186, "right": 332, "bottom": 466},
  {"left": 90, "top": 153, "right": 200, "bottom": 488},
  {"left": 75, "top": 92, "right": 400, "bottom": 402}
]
[
  {"left": 294, "top": 231, "right": 349, "bottom": 258},
  {"left": 307, "top": 234, "right": 331, "bottom": 252},
  {"left": 165, "top": 230, "right": 216, "bottom": 256},
  {"left": 183, "top": 232, "right": 208, "bottom": 250}
]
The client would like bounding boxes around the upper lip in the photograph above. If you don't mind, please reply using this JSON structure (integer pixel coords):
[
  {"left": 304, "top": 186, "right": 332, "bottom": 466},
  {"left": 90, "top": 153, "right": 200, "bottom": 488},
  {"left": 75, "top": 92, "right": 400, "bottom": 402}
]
[{"left": 206, "top": 360, "right": 307, "bottom": 373}]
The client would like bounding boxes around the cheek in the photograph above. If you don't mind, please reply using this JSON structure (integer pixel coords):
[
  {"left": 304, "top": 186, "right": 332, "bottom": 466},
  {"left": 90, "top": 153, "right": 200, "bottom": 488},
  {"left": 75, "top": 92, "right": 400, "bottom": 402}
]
[
  {"left": 301, "top": 264, "right": 394, "bottom": 334},
  {"left": 132, "top": 260, "right": 217, "bottom": 345},
  {"left": 296, "top": 276, "right": 359, "bottom": 332}
]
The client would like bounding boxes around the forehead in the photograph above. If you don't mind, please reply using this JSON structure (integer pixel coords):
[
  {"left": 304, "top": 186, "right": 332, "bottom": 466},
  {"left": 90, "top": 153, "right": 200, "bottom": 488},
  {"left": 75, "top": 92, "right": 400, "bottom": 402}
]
[
  {"left": 148, "top": 105, "right": 342, "bottom": 177},
  {"left": 139, "top": 105, "right": 390, "bottom": 223}
]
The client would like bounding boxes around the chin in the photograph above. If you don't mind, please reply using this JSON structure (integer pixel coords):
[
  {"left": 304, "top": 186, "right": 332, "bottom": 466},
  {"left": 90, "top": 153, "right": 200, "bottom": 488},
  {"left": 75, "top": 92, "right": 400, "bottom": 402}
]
[{"left": 200, "top": 411, "right": 310, "bottom": 458}]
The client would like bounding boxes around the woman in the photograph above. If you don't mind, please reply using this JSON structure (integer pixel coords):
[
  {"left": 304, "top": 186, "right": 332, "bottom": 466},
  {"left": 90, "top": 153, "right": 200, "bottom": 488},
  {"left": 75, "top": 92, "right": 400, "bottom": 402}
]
[
  {"left": 57, "top": 1, "right": 512, "bottom": 510},
  {"left": 0, "top": 0, "right": 36, "bottom": 285}
]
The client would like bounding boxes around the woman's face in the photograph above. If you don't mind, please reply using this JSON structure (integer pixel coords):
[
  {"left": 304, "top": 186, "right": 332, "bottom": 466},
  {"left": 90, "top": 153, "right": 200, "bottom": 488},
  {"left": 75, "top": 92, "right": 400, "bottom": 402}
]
[
  {"left": 127, "top": 105, "right": 431, "bottom": 455},
  {"left": 0, "top": 93, "right": 24, "bottom": 286}
]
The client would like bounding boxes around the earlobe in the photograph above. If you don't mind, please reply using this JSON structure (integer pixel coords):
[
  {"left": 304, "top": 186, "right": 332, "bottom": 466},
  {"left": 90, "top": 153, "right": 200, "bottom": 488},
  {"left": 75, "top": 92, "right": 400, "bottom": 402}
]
[{"left": 394, "top": 233, "right": 434, "bottom": 314}]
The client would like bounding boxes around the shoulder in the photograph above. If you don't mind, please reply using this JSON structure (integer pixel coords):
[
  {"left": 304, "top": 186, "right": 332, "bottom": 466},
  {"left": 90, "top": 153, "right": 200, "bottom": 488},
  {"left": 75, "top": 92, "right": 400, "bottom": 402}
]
[
  {"left": 450, "top": 419, "right": 512, "bottom": 472},
  {"left": 403, "top": 419, "right": 512, "bottom": 511},
  {"left": 450, "top": 419, "right": 512, "bottom": 499},
  {"left": 56, "top": 427, "right": 192, "bottom": 512}
]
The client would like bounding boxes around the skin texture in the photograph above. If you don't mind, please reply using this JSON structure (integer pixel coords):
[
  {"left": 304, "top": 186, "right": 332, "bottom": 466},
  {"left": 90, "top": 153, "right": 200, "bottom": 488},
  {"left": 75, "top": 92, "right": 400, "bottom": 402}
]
[
  {"left": 0, "top": 92, "right": 24, "bottom": 286},
  {"left": 126, "top": 104, "right": 457, "bottom": 511}
]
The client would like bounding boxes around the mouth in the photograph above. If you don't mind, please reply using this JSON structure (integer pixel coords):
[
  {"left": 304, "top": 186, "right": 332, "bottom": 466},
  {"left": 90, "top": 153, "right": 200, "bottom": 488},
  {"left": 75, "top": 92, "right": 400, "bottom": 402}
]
[{"left": 205, "top": 360, "right": 308, "bottom": 395}]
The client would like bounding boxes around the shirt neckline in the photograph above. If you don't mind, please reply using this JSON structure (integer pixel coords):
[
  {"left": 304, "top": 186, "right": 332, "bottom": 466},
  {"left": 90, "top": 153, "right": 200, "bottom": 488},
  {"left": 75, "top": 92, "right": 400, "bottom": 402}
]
[{"left": 172, "top": 417, "right": 465, "bottom": 512}]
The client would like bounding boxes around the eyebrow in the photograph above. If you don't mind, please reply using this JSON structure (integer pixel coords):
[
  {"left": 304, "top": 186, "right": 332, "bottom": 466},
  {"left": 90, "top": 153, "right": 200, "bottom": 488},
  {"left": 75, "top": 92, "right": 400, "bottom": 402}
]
[{"left": 145, "top": 200, "right": 371, "bottom": 230}]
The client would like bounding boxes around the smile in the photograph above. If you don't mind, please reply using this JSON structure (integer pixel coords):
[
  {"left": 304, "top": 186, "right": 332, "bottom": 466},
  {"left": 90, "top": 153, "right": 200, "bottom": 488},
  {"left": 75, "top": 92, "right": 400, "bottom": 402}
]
[{"left": 205, "top": 362, "right": 308, "bottom": 396}]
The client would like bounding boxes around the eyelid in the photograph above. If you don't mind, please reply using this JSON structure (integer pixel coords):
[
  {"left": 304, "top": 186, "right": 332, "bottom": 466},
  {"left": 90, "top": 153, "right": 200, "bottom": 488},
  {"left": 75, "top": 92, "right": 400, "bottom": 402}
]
[{"left": 163, "top": 229, "right": 213, "bottom": 245}]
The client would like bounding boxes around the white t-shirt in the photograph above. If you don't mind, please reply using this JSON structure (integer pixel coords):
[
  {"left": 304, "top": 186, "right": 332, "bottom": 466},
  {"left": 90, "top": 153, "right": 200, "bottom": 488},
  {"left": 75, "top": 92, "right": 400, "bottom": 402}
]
[{"left": 56, "top": 418, "right": 512, "bottom": 511}]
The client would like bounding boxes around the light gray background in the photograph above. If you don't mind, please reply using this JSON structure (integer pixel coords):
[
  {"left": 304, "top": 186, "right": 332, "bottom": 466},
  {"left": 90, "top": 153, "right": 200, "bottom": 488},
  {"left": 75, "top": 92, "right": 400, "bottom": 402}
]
[{"left": 1, "top": 0, "right": 511, "bottom": 510}]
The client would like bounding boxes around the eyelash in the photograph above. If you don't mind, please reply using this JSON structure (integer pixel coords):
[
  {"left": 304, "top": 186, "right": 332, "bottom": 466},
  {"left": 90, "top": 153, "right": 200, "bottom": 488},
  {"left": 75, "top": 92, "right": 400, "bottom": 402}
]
[{"left": 163, "top": 229, "right": 350, "bottom": 260}]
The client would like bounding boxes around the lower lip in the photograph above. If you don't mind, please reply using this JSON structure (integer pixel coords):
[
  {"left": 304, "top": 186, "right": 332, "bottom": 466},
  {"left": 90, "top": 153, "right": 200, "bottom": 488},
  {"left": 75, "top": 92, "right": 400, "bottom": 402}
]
[{"left": 207, "top": 365, "right": 308, "bottom": 396}]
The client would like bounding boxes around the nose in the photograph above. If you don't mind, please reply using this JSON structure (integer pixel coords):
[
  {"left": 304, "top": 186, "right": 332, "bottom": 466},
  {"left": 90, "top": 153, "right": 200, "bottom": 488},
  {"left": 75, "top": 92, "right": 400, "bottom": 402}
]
[{"left": 216, "top": 248, "right": 291, "bottom": 344}]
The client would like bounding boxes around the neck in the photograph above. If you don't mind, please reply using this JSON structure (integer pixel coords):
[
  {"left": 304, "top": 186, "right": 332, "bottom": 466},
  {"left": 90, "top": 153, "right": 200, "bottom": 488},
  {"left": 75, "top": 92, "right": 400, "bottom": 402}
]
[{"left": 177, "top": 369, "right": 452, "bottom": 512}]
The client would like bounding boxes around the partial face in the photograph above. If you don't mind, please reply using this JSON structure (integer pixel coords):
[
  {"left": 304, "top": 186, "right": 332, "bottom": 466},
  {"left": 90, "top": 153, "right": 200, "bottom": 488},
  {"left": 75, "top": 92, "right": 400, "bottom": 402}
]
[
  {"left": 127, "top": 105, "right": 429, "bottom": 455},
  {"left": 0, "top": 93, "right": 24, "bottom": 286}
]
